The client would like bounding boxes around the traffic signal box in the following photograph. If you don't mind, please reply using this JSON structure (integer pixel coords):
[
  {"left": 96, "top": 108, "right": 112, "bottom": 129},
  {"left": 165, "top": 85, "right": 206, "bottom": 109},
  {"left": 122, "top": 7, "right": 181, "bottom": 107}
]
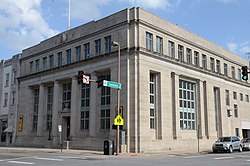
[
  {"left": 242, "top": 66, "right": 248, "bottom": 81},
  {"left": 97, "top": 75, "right": 105, "bottom": 88},
  {"left": 77, "top": 70, "right": 84, "bottom": 84}
]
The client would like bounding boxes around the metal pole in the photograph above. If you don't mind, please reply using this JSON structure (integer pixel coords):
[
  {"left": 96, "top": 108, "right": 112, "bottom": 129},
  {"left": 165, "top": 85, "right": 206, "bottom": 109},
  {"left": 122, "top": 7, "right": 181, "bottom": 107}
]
[
  {"left": 68, "top": 0, "right": 71, "bottom": 30},
  {"left": 116, "top": 44, "right": 121, "bottom": 155}
]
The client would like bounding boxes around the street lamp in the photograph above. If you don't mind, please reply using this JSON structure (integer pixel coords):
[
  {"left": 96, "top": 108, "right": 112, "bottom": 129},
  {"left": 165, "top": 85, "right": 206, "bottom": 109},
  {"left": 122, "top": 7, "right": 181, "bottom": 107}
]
[{"left": 112, "top": 41, "right": 120, "bottom": 155}]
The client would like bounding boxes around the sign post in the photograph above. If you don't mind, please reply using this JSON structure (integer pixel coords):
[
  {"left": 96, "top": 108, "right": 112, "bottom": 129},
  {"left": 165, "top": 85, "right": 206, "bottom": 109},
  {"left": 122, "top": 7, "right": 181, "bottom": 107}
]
[{"left": 58, "top": 125, "right": 62, "bottom": 152}]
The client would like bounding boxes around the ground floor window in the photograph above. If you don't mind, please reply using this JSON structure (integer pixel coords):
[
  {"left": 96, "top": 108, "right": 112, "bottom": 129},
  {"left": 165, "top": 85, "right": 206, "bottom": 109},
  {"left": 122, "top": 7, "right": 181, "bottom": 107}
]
[
  {"left": 179, "top": 80, "right": 196, "bottom": 130},
  {"left": 0, "top": 121, "right": 7, "bottom": 142}
]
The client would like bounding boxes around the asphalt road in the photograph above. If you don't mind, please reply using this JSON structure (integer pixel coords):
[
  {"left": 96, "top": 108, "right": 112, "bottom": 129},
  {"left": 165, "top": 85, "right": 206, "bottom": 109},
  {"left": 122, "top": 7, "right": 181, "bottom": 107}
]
[{"left": 0, "top": 149, "right": 249, "bottom": 166}]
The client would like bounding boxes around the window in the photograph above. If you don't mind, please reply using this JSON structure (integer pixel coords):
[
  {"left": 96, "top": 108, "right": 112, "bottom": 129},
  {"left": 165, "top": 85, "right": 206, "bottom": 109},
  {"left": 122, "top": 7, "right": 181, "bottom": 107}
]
[
  {"left": 233, "top": 92, "right": 237, "bottom": 100},
  {"left": 81, "top": 83, "right": 90, "bottom": 130},
  {"left": 62, "top": 83, "right": 71, "bottom": 109},
  {"left": 231, "top": 66, "right": 235, "bottom": 79},
  {"left": 4, "top": 93, "right": 8, "bottom": 107},
  {"left": 194, "top": 51, "right": 199, "bottom": 67},
  {"left": 168, "top": 41, "right": 175, "bottom": 58},
  {"left": 32, "top": 89, "right": 39, "bottom": 131},
  {"left": 105, "top": 35, "right": 111, "bottom": 53},
  {"left": 66, "top": 49, "right": 71, "bottom": 64},
  {"left": 240, "top": 93, "right": 243, "bottom": 101},
  {"left": 224, "top": 63, "right": 228, "bottom": 76},
  {"left": 84, "top": 43, "right": 90, "bottom": 59},
  {"left": 57, "top": 52, "right": 62, "bottom": 67},
  {"left": 234, "top": 104, "right": 238, "bottom": 118},
  {"left": 202, "top": 54, "right": 207, "bottom": 69},
  {"left": 95, "top": 39, "right": 101, "bottom": 56},
  {"left": 179, "top": 80, "right": 196, "bottom": 130},
  {"left": 238, "top": 68, "right": 241, "bottom": 81},
  {"left": 150, "top": 73, "right": 156, "bottom": 129},
  {"left": 100, "top": 75, "right": 111, "bottom": 129},
  {"left": 12, "top": 70, "right": 17, "bottom": 84},
  {"left": 49, "top": 55, "right": 54, "bottom": 69},
  {"left": 178, "top": 45, "right": 184, "bottom": 62},
  {"left": 216, "top": 60, "right": 220, "bottom": 73},
  {"left": 30, "top": 61, "right": 34, "bottom": 74},
  {"left": 235, "top": 128, "right": 239, "bottom": 137},
  {"left": 210, "top": 57, "right": 215, "bottom": 72},
  {"left": 11, "top": 91, "right": 16, "bottom": 105},
  {"left": 156, "top": 36, "right": 163, "bottom": 54},
  {"left": 75, "top": 46, "right": 81, "bottom": 61},
  {"left": 46, "top": 87, "right": 53, "bottom": 130},
  {"left": 186, "top": 48, "right": 192, "bottom": 64},
  {"left": 35, "top": 59, "right": 40, "bottom": 72},
  {"left": 43, "top": 57, "right": 47, "bottom": 70},
  {"left": 225, "top": 90, "right": 230, "bottom": 106},
  {"left": 1, "top": 121, "right": 7, "bottom": 142},
  {"left": 146, "top": 32, "right": 153, "bottom": 51},
  {"left": 5, "top": 73, "right": 9, "bottom": 87},
  {"left": 246, "top": 94, "right": 249, "bottom": 102}
]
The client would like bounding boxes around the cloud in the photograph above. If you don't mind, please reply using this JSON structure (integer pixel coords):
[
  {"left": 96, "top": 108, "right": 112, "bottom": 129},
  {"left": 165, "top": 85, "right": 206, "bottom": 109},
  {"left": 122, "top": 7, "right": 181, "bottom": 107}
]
[
  {"left": 0, "top": 0, "right": 59, "bottom": 53},
  {"left": 226, "top": 41, "right": 250, "bottom": 56},
  {"left": 226, "top": 42, "right": 238, "bottom": 53},
  {"left": 216, "top": 0, "right": 238, "bottom": 4},
  {"left": 70, "top": 0, "right": 111, "bottom": 21},
  {"left": 119, "top": 0, "right": 181, "bottom": 10}
]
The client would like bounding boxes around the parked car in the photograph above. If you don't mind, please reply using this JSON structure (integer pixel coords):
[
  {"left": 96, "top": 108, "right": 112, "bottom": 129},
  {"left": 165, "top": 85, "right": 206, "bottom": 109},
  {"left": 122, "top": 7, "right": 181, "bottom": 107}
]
[
  {"left": 212, "top": 136, "right": 242, "bottom": 153},
  {"left": 241, "top": 138, "right": 250, "bottom": 150}
]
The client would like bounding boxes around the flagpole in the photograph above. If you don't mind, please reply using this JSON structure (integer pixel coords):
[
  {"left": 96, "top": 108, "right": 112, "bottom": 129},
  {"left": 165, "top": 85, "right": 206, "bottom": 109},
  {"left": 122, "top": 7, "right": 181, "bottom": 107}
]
[{"left": 68, "top": 0, "right": 71, "bottom": 30}]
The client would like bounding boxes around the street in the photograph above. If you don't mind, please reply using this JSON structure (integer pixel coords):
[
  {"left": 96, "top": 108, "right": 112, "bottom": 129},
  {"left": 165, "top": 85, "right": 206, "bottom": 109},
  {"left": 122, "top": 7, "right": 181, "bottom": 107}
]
[{"left": 0, "top": 149, "right": 250, "bottom": 166}]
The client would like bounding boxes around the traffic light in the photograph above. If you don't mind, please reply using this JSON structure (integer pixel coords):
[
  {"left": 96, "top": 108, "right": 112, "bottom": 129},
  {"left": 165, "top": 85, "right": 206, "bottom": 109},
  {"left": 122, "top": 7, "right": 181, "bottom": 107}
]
[
  {"left": 97, "top": 75, "right": 105, "bottom": 88},
  {"left": 77, "top": 70, "right": 84, "bottom": 84},
  {"left": 241, "top": 66, "right": 248, "bottom": 81}
]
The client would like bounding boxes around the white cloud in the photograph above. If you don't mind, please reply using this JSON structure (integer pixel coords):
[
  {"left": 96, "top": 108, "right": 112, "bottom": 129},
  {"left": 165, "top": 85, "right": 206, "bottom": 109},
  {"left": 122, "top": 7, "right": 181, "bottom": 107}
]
[
  {"left": 216, "top": 0, "right": 238, "bottom": 4},
  {"left": 71, "top": 0, "right": 111, "bottom": 21},
  {"left": 119, "top": 0, "right": 181, "bottom": 10},
  {"left": 226, "top": 41, "right": 250, "bottom": 56},
  {"left": 226, "top": 42, "right": 238, "bottom": 53},
  {"left": 0, "top": 0, "right": 59, "bottom": 52}
]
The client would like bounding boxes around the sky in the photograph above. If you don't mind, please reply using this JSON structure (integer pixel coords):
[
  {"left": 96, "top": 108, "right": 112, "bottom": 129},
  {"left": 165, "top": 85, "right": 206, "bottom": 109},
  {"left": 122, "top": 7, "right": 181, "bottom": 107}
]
[{"left": 0, "top": 0, "right": 250, "bottom": 60}]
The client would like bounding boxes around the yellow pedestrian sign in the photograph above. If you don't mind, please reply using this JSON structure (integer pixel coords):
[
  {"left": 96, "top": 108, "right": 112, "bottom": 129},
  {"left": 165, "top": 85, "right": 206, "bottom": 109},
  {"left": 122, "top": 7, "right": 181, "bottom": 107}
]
[{"left": 114, "top": 115, "right": 124, "bottom": 126}]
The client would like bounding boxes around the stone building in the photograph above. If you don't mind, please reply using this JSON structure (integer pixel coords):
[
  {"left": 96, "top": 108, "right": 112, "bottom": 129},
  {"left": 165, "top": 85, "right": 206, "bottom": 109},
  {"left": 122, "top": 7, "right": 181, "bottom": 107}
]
[
  {"left": 16, "top": 7, "right": 250, "bottom": 153},
  {"left": 0, "top": 54, "right": 21, "bottom": 146}
]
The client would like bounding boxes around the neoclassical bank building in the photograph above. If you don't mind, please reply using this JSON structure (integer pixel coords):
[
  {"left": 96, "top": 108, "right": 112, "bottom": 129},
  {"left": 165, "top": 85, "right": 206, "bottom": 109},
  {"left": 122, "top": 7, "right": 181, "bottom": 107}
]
[{"left": 16, "top": 7, "right": 250, "bottom": 153}]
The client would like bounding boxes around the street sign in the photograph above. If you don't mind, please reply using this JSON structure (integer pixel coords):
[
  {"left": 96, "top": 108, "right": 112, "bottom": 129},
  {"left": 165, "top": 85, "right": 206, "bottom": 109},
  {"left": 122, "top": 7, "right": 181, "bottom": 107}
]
[
  {"left": 58, "top": 125, "right": 62, "bottom": 132},
  {"left": 82, "top": 75, "right": 90, "bottom": 84},
  {"left": 114, "top": 115, "right": 124, "bottom": 126},
  {"left": 103, "top": 80, "right": 121, "bottom": 89}
]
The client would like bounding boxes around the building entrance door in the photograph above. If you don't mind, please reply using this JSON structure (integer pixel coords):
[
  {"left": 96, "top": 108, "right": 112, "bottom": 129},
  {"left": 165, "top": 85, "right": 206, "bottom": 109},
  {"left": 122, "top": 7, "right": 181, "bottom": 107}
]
[{"left": 62, "top": 117, "right": 70, "bottom": 141}]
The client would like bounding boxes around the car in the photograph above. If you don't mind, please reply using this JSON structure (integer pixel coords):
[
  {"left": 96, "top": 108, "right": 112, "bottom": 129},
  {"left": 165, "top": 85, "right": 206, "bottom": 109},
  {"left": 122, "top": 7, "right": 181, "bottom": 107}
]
[
  {"left": 212, "top": 136, "right": 242, "bottom": 153},
  {"left": 241, "top": 138, "right": 250, "bottom": 150}
]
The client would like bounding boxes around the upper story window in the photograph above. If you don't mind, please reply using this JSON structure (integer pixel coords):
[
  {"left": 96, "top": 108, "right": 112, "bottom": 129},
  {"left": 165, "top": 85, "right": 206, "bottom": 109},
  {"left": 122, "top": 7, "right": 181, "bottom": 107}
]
[
  {"left": 233, "top": 91, "right": 237, "bottom": 99},
  {"left": 231, "top": 66, "right": 235, "bottom": 79},
  {"left": 95, "top": 39, "right": 101, "bottom": 56},
  {"left": 81, "top": 83, "right": 90, "bottom": 130},
  {"left": 146, "top": 32, "right": 153, "bottom": 51},
  {"left": 150, "top": 73, "right": 156, "bottom": 129},
  {"left": 75, "top": 46, "right": 81, "bottom": 61},
  {"left": 186, "top": 48, "right": 192, "bottom": 64},
  {"left": 224, "top": 63, "right": 228, "bottom": 77},
  {"left": 84, "top": 43, "right": 90, "bottom": 59},
  {"left": 246, "top": 94, "right": 249, "bottom": 102},
  {"left": 4, "top": 93, "right": 8, "bottom": 107},
  {"left": 240, "top": 93, "right": 243, "bottom": 101},
  {"left": 234, "top": 104, "right": 238, "bottom": 118},
  {"left": 225, "top": 90, "right": 230, "bottom": 106},
  {"left": 35, "top": 59, "right": 40, "bottom": 72},
  {"left": 30, "top": 61, "right": 34, "bottom": 74},
  {"left": 202, "top": 54, "right": 207, "bottom": 69},
  {"left": 105, "top": 35, "right": 111, "bottom": 53},
  {"left": 156, "top": 36, "right": 163, "bottom": 54},
  {"left": 62, "top": 83, "right": 71, "bottom": 109},
  {"left": 12, "top": 91, "right": 16, "bottom": 105},
  {"left": 5, "top": 73, "right": 9, "bottom": 87},
  {"left": 49, "top": 55, "right": 54, "bottom": 69},
  {"left": 66, "top": 49, "right": 71, "bottom": 64},
  {"left": 194, "top": 51, "right": 199, "bottom": 67},
  {"left": 168, "top": 41, "right": 175, "bottom": 58},
  {"left": 238, "top": 68, "right": 241, "bottom": 81},
  {"left": 216, "top": 60, "right": 220, "bottom": 73},
  {"left": 43, "top": 57, "right": 47, "bottom": 71},
  {"left": 57, "top": 52, "right": 62, "bottom": 67},
  {"left": 12, "top": 70, "right": 17, "bottom": 84},
  {"left": 178, "top": 45, "right": 184, "bottom": 62},
  {"left": 210, "top": 57, "right": 215, "bottom": 72}
]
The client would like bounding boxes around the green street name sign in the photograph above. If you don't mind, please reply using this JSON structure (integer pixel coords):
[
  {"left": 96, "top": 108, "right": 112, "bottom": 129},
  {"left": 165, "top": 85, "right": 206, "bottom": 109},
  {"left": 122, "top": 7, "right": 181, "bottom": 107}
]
[{"left": 103, "top": 80, "right": 121, "bottom": 89}]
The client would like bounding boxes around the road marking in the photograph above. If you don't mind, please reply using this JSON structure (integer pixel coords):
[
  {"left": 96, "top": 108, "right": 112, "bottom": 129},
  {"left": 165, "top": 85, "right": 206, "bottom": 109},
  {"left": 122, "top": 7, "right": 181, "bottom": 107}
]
[
  {"left": 0, "top": 156, "right": 36, "bottom": 162},
  {"left": 58, "top": 155, "right": 80, "bottom": 159},
  {"left": 246, "top": 160, "right": 250, "bottom": 162},
  {"left": 214, "top": 157, "right": 235, "bottom": 160},
  {"left": 184, "top": 156, "right": 205, "bottom": 159},
  {"left": 8, "top": 161, "right": 34, "bottom": 165},
  {"left": 35, "top": 157, "right": 64, "bottom": 161}
]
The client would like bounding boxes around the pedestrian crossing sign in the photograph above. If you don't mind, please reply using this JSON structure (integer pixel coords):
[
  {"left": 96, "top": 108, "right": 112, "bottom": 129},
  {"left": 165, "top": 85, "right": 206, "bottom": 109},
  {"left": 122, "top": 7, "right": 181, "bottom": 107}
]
[{"left": 114, "top": 115, "right": 124, "bottom": 126}]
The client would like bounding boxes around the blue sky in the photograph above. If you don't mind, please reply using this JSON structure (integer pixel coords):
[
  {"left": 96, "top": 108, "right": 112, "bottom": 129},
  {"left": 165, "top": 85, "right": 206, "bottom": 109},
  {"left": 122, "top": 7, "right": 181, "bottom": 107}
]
[{"left": 0, "top": 0, "right": 250, "bottom": 60}]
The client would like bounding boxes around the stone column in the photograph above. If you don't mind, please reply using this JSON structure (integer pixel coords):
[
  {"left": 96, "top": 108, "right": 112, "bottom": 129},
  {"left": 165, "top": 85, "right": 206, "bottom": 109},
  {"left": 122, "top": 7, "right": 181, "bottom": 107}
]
[
  {"left": 89, "top": 73, "right": 97, "bottom": 137},
  {"left": 197, "top": 80, "right": 205, "bottom": 139},
  {"left": 37, "top": 84, "right": 45, "bottom": 137},
  {"left": 171, "top": 72, "right": 179, "bottom": 139},
  {"left": 70, "top": 77, "right": 78, "bottom": 137},
  {"left": 52, "top": 81, "right": 59, "bottom": 137}
]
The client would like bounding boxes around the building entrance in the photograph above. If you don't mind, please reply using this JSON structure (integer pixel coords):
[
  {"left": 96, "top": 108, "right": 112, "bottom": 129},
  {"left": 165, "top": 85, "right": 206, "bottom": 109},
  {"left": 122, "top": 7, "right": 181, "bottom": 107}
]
[{"left": 62, "top": 117, "right": 70, "bottom": 141}]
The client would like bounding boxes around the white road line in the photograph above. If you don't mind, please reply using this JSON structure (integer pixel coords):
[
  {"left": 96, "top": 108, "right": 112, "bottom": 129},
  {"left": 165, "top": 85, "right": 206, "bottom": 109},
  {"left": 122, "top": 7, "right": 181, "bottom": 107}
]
[
  {"left": 58, "top": 156, "right": 80, "bottom": 159},
  {"left": 246, "top": 160, "right": 250, "bottom": 162},
  {"left": 0, "top": 156, "right": 36, "bottom": 162},
  {"left": 35, "top": 157, "right": 64, "bottom": 161},
  {"left": 8, "top": 161, "right": 35, "bottom": 165},
  {"left": 184, "top": 156, "right": 205, "bottom": 159},
  {"left": 214, "top": 157, "right": 235, "bottom": 160}
]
